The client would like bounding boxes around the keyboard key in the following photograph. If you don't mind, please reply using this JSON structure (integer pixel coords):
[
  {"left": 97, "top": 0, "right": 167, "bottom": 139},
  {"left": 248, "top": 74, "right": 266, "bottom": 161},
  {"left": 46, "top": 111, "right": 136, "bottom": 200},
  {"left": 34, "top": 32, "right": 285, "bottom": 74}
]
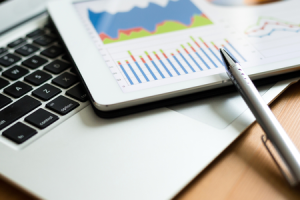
[
  {"left": 2, "top": 122, "right": 37, "bottom": 144},
  {"left": 0, "top": 96, "right": 41, "bottom": 130},
  {"left": 0, "top": 54, "right": 21, "bottom": 67},
  {"left": 0, "top": 47, "right": 8, "bottom": 55},
  {"left": 4, "top": 81, "right": 32, "bottom": 98},
  {"left": 61, "top": 54, "right": 71, "bottom": 62},
  {"left": 70, "top": 67, "right": 77, "bottom": 74},
  {"left": 0, "top": 94, "right": 12, "bottom": 109},
  {"left": 66, "top": 84, "right": 88, "bottom": 102},
  {"left": 15, "top": 44, "right": 39, "bottom": 56},
  {"left": 52, "top": 72, "right": 78, "bottom": 89},
  {"left": 7, "top": 38, "right": 26, "bottom": 48},
  {"left": 32, "top": 84, "right": 61, "bottom": 101},
  {"left": 44, "top": 60, "right": 70, "bottom": 74},
  {"left": 25, "top": 108, "right": 59, "bottom": 129},
  {"left": 33, "top": 35, "right": 55, "bottom": 46},
  {"left": 22, "top": 55, "right": 48, "bottom": 69},
  {"left": 41, "top": 46, "right": 64, "bottom": 58},
  {"left": 46, "top": 96, "right": 79, "bottom": 115},
  {"left": 0, "top": 78, "right": 9, "bottom": 89},
  {"left": 2, "top": 65, "right": 29, "bottom": 80},
  {"left": 26, "top": 29, "right": 44, "bottom": 38},
  {"left": 24, "top": 70, "right": 52, "bottom": 86}
]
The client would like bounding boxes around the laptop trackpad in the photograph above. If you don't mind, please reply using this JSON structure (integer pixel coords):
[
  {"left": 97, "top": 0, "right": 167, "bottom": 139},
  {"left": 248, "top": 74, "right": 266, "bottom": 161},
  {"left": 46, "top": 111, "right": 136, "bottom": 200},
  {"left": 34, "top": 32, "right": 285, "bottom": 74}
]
[{"left": 168, "top": 84, "right": 273, "bottom": 129}]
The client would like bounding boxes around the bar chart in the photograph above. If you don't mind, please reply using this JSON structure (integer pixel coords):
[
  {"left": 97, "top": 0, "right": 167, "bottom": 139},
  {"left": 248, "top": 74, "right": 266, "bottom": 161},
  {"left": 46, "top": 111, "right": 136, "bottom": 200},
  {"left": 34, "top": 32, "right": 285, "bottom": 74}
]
[
  {"left": 116, "top": 37, "right": 246, "bottom": 85},
  {"left": 75, "top": 0, "right": 256, "bottom": 92}
]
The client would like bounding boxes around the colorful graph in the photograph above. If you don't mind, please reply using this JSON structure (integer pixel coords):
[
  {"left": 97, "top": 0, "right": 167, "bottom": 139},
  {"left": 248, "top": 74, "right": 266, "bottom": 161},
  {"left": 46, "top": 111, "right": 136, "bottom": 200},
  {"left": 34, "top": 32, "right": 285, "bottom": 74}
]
[
  {"left": 88, "top": 0, "right": 213, "bottom": 44},
  {"left": 117, "top": 37, "right": 246, "bottom": 85},
  {"left": 245, "top": 17, "right": 300, "bottom": 38}
]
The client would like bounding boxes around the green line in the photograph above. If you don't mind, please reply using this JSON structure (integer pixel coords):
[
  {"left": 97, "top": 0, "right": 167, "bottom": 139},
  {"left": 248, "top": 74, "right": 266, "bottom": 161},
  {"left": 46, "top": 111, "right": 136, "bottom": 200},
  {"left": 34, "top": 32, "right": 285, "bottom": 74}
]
[
  {"left": 153, "top": 51, "right": 157, "bottom": 54},
  {"left": 190, "top": 36, "right": 196, "bottom": 41},
  {"left": 199, "top": 37, "right": 204, "bottom": 42},
  {"left": 145, "top": 51, "right": 149, "bottom": 56},
  {"left": 160, "top": 49, "right": 164, "bottom": 53},
  {"left": 187, "top": 42, "right": 192, "bottom": 47},
  {"left": 181, "top": 44, "right": 185, "bottom": 49},
  {"left": 128, "top": 51, "right": 132, "bottom": 56},
  {"left": 244, "top": 16, "right": 300, "bottom": 33}
]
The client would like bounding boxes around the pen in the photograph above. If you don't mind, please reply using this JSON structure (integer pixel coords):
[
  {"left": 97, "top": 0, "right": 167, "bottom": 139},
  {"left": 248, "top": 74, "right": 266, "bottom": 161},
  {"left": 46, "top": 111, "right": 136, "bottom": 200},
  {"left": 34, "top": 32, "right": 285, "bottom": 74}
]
[{"left": 220, "top": 48, "right": 300, "bottom": 187}]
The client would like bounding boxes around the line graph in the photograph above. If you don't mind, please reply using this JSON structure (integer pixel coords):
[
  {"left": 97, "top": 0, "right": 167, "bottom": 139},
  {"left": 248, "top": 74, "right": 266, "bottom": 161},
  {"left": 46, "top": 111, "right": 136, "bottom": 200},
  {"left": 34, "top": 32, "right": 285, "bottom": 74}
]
[{"left": 245, "top": 17, "right": 300, "bottom": 38}]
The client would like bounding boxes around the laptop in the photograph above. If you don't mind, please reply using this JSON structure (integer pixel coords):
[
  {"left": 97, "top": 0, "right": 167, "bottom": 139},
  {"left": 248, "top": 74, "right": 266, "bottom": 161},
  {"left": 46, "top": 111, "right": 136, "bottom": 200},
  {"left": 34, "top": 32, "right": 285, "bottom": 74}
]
[{"left": 0, "top": 0, "right": 297, "bottom": 199}]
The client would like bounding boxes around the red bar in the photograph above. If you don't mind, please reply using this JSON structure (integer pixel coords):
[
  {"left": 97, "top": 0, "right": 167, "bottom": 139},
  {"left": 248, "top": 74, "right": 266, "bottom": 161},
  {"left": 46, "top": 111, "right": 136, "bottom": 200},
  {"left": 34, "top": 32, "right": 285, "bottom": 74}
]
[
  {"left": 140, "top": 57, "right": 146, "bottom": 63},
  {"left": 213, "top": 44, "right": 219, "bottom": 50},
  {"left": 147, "top": 55, "right": 153, "bottom": 61},
  {"left": 184, "top": 48, "right": 189, "bottom": 55},
  {"left": 130, "top": 55, "right": 136, "bottom": 62},
  {"left": 162, "top": 53, "right": 168, "bottom": 59},
  {"left": 154, "top": 53, "right": 161, "bottom": 60},
  {"left": 171, "top": 53, "right": 175, "bottom": 56},
  {"left": 126, "top": 60, "right": 129, "bottom": 64},
  {"left": 118, "top": 61, "right": 121, "bottom": 65},
  {"left": 194, "top": 41, "right": 201, "bottom": 48},
  {"left": 203, "top": 42, "right": 209, "bottom": 49},
  {"left": 190, "top": 46, "right": 197, "bottom": 52}
]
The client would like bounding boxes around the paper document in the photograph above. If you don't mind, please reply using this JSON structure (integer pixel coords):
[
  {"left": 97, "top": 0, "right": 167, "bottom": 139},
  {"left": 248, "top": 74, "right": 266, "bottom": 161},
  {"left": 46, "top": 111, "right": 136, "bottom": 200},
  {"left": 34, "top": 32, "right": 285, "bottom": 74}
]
[{"left": 74, "top": 0, "right": 300, "bottom": 92}]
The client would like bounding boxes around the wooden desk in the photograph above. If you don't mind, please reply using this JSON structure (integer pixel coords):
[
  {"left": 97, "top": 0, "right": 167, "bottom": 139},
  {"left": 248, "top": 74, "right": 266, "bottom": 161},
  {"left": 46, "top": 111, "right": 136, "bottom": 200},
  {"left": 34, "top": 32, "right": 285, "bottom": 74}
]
[{"left": 2, "top": 81, "right": 300, "bottom": 200}]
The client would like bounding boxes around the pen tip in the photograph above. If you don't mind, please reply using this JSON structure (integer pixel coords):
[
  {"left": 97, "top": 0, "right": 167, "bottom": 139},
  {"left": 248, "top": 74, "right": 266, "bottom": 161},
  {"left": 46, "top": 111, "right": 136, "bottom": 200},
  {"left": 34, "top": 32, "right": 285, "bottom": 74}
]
[{"left": 219, "top": 48, "right": 238, "bottom": 68}]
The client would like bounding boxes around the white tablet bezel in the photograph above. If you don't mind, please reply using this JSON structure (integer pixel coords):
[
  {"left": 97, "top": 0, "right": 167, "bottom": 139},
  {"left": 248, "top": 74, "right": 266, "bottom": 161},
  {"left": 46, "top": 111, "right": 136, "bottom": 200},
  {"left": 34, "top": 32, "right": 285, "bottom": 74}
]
[{"left": 47, "top": 0, "right": 300, "bottom": 111}]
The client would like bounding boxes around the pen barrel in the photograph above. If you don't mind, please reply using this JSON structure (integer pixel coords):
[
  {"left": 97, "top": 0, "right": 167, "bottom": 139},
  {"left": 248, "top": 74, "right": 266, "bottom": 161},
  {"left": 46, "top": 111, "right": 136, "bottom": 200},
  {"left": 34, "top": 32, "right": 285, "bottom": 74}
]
[{"left": 228, "top": 64, "right": 300, "bottom": 184}]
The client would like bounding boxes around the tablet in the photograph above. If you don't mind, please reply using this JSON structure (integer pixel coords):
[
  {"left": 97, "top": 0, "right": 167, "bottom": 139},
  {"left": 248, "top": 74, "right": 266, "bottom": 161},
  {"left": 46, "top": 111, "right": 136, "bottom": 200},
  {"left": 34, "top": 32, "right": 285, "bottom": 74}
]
[{"left": 48, "top": 0, "right": 300, "bottom": 113}]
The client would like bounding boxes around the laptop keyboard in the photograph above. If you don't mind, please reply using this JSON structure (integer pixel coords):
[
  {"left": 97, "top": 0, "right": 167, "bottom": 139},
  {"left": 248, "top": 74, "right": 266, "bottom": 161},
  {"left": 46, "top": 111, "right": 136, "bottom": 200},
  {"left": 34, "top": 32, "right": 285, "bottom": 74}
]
[{"left": 0, "top": 21, "right": 88, "bottom": 146}]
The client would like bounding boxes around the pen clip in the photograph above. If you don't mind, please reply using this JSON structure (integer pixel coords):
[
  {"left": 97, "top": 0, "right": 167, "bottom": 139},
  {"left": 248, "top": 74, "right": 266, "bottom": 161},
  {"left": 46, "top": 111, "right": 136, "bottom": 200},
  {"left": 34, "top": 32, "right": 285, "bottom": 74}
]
[{"left": 261, "top": 135, "right": 298, "bottom": 186}]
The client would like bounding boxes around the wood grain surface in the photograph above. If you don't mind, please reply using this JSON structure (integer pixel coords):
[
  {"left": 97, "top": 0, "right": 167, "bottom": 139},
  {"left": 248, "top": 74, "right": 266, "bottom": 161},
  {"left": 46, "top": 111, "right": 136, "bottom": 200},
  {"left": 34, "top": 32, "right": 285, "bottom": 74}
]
[{"left": 2, "top": 80, "right": 300, "bottom": 200}]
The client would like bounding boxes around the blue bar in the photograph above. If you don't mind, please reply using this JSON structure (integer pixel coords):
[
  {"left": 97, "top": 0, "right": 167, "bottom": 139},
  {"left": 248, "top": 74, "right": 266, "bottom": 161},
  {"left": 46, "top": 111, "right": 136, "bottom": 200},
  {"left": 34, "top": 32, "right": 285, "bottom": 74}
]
[
  {"left": 119, "top": 63, "right": 133, "bottom": 85},
  {"left": 134, "top": 61, "right": 149, "bottom": 82},
  {"left": 227, "top": 42, "right": 247, "bottom": 62},
  {"left": 188, "top": 54, "right": 203, "bottom": 71},
  {"left": 166, "top": 58, "right": 180, "bottom": 75},
  {"left": 151, "top": 60, "right": 165, "bottom": 79},
  {"left": 172, "top": 54, "right": 188, "bottom": 74},
  {"left": 127, "top": 62, "right": 141, "bottom": 83},
  {"left": 208, "top": 48, "right": 223, "bottom": 66},
  {"left": 142, "top": 62, "right": 157, "bottom": 80},
  {"left": 194, "top": 51, "right": 210, "bottom": 70},
  {"left": 178, "top": 52, "right": 195, "bottom": 72},
  {"left": 200, "top": 48, "right": 217, "bottom": 69},
  {"left": 223, "top": 46, "right": 239, "bottom": 63},
  {"left": 159, "top": 60, "right": 172, "bottom": 77}
]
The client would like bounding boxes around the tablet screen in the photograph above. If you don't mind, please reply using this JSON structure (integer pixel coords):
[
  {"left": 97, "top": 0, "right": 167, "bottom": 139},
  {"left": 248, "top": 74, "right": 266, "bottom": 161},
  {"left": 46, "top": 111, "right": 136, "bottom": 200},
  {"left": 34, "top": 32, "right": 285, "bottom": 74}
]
[{"left": 74, "top": 0, "right": 300, "bottom": 93}]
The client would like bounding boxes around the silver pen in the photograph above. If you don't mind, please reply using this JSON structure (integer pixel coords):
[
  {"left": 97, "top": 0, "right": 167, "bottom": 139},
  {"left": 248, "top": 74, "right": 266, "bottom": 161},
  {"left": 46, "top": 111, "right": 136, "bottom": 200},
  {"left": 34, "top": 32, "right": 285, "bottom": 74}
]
[{"left": 220, "top": 48, "right": 300, "bottom": 187}]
